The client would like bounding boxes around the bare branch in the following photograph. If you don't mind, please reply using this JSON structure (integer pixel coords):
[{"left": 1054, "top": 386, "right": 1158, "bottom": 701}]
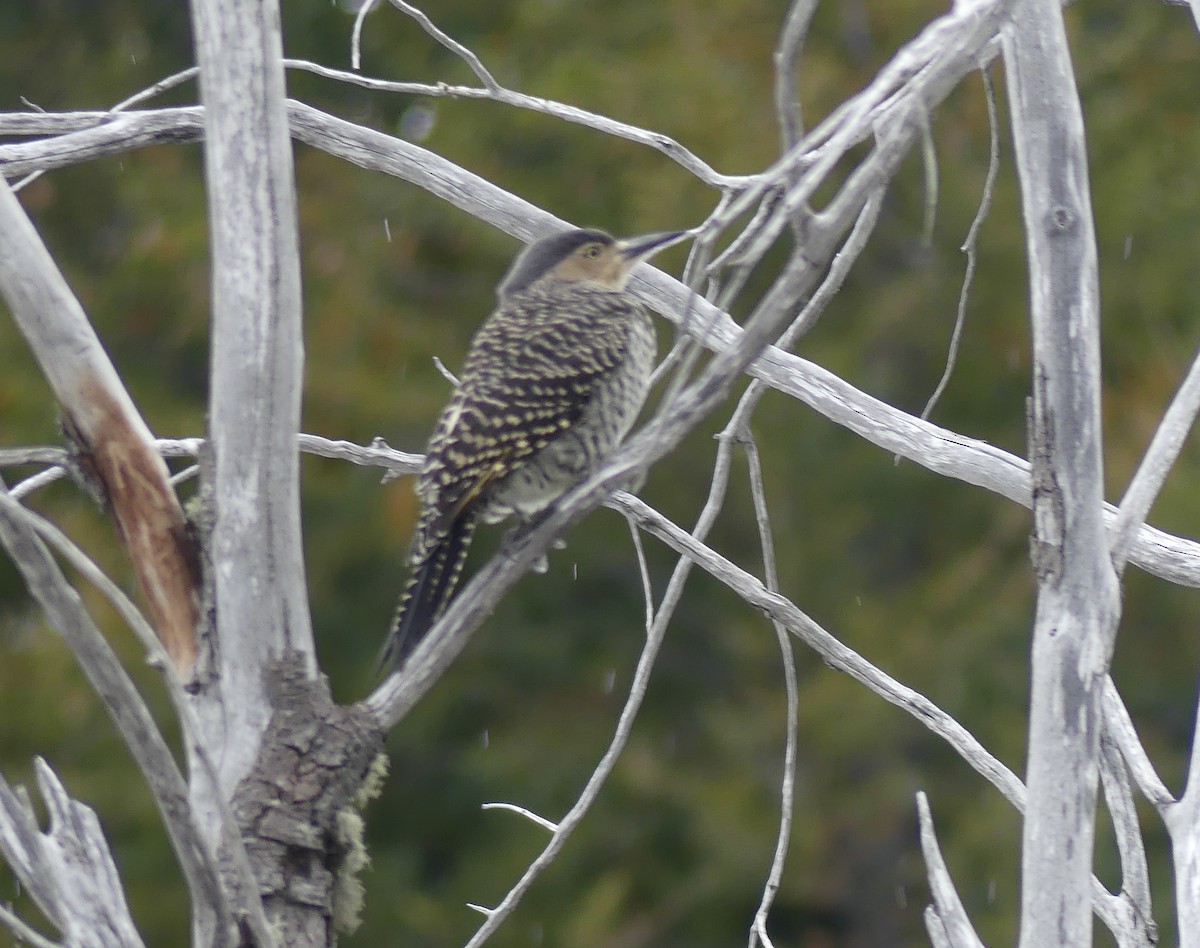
[
  {"left": 0, "top": 478, "right": 238, "bottom": 946},
  {"left": 624, "top": 514, "right": 655, "bottom": 633},
  {"left": 4, "top": 436, "right": 418, "bottom": 505},
  {"left": 1165, "top": 615, "right": 1200, "bottom": 942},
  {"left": 449, "top": 556, "right": 679, "bottom": 944},
  {"left": 188, "top": 0, "right": 314, "bottom": 799},
  {"left": 614, "top": 490, "right": 1025, "bottom": 804},
  {"left": 0, "top": 108, "right": 206, "bottom": 176},
  {"left": 707, "top": 0, "right": 1017, "bottom": 276},
  {"left": 0, "top": 177, "right": 198, "bottom": 671},
  {"left": 8, "top": 99, "right": 1200, "bottom": 588},
  {"left": 479, "top": 803, "right": 558, "bottom": 833},
  {"left": 3, "top": 495, "right": 277, "bottom": 947},
  {"left": 0, "top": 902, "right": 61, "bottom": 948},
  {"left": 742, "top": 430, "right": 798, "bottom": 948},
  {"left": 350, "top": 0, "right": 378, "bottom": 70},
  {"left": 916, "top": 792, "right": 985, "bottom": 948},
  {"left": 110, "top": 67, "right": 199, "bottom": 113},
  {"left": 0, "top": 760, "right": 144, "bottom": 948},
  {"left": 772, "top": 0, "right": 818, "bottom": 149},
  {"left": 0, "top": 446, "right": 67, "bottom": 467},
  {"left": 612, "top": 489, "right": 1129, "bottom": 935},
  {"left": 925, "top": 907, "right": 952, "bottom": 948},
  {"left": 1102, "top": 679, "right": 1175, "bottom": 810},
  {"left": 921, "top": 68, "right": 1000, "bottom": 422},
  {"left": 384, "top": 0, "right": 500, "bottom": 91},
  {"left": 297, "top": 434, "right": 421, "bottom": 474},
  {"left": 1004, "top": 1, "right": 1120, "bottom": 940},
  {"left": 1109, "top": 337, "right": 1200, "bottom": 574},
  {"left": 431, "top": 355, "right": 461, "bottom": 388},
  {"left": 1098, "top": 734, "right": 1159, "bottom": 946},
  {"left": 917, "top": 104, "right": 939, "bottom": 247}
]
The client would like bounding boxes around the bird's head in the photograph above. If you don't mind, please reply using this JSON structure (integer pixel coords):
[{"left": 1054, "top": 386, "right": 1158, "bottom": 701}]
[{"left": 498, "top": 227, "right": 689, "bottom": 299}]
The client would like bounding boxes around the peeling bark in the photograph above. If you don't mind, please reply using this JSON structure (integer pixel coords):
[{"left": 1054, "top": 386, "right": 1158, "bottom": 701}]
[{"left": 233, "top": 656, "right": 386, "bottom": 945}]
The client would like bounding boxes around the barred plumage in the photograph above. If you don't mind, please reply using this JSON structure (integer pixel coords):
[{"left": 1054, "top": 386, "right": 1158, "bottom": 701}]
[{"left": 382, "top": 227, "right": 687, "bottom": 672}]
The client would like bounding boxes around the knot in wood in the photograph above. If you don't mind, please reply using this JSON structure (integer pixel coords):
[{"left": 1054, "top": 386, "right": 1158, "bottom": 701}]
[{"left": 1045, "top": 204, "right": 1077, "bottom": 235}]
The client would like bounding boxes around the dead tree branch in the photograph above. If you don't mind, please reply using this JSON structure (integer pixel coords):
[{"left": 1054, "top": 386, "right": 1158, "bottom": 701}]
[
  {"left": 0, "top": 178, "right": 198, "bottom": 671},
  {"left": 0, "top": 759, "right": 145, "bottom": 948},
  {"left": 1003, "top": 1, "right": 1121, "bottom": 941},
  {"left": 186, "top": 0, "right": 314, "bottom": 801}
]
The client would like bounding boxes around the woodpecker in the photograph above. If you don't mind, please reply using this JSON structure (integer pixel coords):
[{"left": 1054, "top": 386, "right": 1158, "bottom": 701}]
[{"left": 382, "top": 227, "right": 688, "bottom": 672}]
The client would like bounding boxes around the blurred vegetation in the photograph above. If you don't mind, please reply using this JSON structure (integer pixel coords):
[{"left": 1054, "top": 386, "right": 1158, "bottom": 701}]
[{"left": 2, "top": 1, "right": 1199, "bottom": 945}]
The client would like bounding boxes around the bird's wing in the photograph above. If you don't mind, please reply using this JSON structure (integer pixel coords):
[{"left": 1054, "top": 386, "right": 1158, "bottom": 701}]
[{"left": 419, "top": 291, "right": 640, "bottom": 530}]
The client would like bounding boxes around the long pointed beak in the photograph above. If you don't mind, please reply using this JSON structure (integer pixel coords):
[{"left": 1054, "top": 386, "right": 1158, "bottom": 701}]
[{"left": 615, "top": 229, "right": 691, "bottom": 264}]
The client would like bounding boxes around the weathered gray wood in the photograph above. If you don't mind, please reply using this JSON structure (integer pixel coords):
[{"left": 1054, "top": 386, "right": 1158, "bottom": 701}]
[
  {"left": 0, "top": 177, "right": 198, "bottom": 671},
  {"left": 1109, "top": 339, "right": 1200, "bottom": 574},
  {"left": 9, "top": 103, "right": 1200, "bottom": 592},
  {"left": 1, "top": 0, "right": 1190, "bottom": 941},
  {"left": 1098, "top": 735, "right": 1159, "bottom": 947},
  {"left": 1167, "top": 773, "right": 1200, "bottom": 946},
  {"left": 0, "top": 477, "right": 237, "bottom": 946},
  {"left": 186, "top": 0, "right": 327, "bottom": 943},
  {"left": 0, "top": 760, "right": 145, "bottom": 948},
  {"left": 916, "top": 792, "right": 985, "bottom": 948},
  {"left": 1003, "top": 2, "right": 1122, "bottom": 943},
  {"left": 186, "top": 0, "right": 313, "bottom": 796}
]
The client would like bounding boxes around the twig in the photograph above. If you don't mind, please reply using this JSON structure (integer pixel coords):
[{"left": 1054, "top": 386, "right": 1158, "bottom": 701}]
[
  {"left": 917, "top": 102, "right": 939, "bottom": 247},
  {"left": 0, "top": 903, "right": 61, "bottom": 948},
  {"left": 384, "top": 0, "right": 500, "bottom": 92},
  {"left": 625, "top": 514, "right": 655, "bottom": 633},
  {"left": 920, "top": 67, "right": 1000, "bottom": 422},
  {"left": 1108, "top": 335, "right": 1200, "bottom": 574},
  {"left": 772, "top": 0, "right": 818, "bottom": 150},
  {"left": 0, "top": 446, "right": 68, "bottom": 467},
  {"left": 701, "top": 0, "right": 1018, "bottom": 280},
  {"left": 916, "top": 792, "right": 985, "bottom": 947},
  {"left": 11, "top": 468, "right": 67, "bottom": 501},
  {"left": 109, "top": 67, "right": 199, "bottom": 114},
  {"left": 1103, "top": 678, "right": 1174, "bottom": 810},
  {"left": 351, "top": 0, "right": 379, "bottom": 71},
  {"left": 742, "top": 428, "right": 798, "bottom": 948},
  {"left": 11, "top": 171, "right": 44, "bottom": 193},
  {"left": 1098, "top": 733, "right": 1156, "bottom": 942},
  {"left": 480, "top": 803, "right": 558, "bottom": 833},
  {"left": 432, "top": 356, "right": 460, "bottom": 388}
]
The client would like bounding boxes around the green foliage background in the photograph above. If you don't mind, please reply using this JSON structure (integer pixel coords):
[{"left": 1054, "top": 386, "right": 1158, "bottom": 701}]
[{"left": 2, "top": 1, "right": 1199, "bottom": 944}]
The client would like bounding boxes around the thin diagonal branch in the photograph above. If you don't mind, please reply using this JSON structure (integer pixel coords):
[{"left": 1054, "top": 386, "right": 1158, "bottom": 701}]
[
  {"left": 917, "top": 792, "right": 985, "bottom": 948},
  {"left": 921, "top": 67, "right": 1000, "bottom": 422},
  {"left": 1108, "top": 336, "right": 1200, "bottom": 575},
  {"left": 0, "top": 177, "right": 198, "bottom": 671},
  {"left": 773, "top": 0, "right": 818, "bottom": 149},
  {"left": 384, "top": 0, "right": 500, "bottom": 91}
]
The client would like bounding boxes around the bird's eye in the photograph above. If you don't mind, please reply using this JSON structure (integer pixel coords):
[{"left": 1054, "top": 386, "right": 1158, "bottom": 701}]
[{"left": 582, "top": 245, "right": 602, "bottom": 259}]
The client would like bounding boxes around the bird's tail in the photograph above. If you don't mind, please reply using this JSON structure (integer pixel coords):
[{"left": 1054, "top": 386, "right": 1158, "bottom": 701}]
[{"left": 380, "top": 515, "right": 478, "bottom": 673}]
